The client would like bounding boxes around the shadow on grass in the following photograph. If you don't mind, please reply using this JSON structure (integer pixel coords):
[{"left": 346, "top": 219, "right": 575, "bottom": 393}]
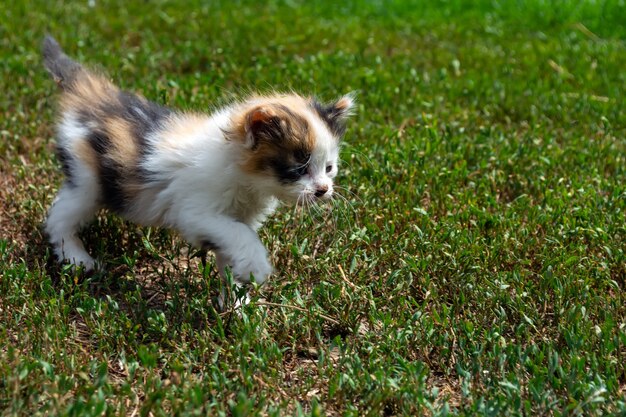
[{"left": 20, "top": 214, "right": 232, "bottom": 344}]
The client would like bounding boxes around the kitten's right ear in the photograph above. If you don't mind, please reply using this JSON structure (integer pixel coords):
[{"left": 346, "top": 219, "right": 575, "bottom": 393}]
[{"left": 243, "top": 106, "right": 285, "bottom": 149}]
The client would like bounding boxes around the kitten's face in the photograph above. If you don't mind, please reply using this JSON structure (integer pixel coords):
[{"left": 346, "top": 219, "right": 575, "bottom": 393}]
[
  {"left": 273, "top": 119, "right": 339, "bottom": 204},
  {"left": 232, "top": 94, "right": 354, "bottom": 204}
]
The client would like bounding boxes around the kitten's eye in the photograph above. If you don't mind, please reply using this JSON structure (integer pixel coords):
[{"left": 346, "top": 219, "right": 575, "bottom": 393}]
[{"left": 326, "top": 165, "right": 333, "bottom": 173}]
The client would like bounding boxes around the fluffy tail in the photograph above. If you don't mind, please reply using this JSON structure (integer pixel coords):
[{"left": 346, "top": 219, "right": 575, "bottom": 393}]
[{"left": 42, "top": 35, "right": 82, "bottom": 90}]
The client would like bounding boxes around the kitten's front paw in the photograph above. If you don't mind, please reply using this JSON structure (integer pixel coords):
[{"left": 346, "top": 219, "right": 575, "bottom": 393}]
[
  {"left": 232, "top": 255, "right": 272, "bottom": 285},
  {"left": 62, "top": 253, "right": 96, "bottom": 272},
  {"left": 217, "top": 283, "right": 251, "bottom": 312},
  {"left": 75, "top": 257, "right": 96, "bottom": 272}
]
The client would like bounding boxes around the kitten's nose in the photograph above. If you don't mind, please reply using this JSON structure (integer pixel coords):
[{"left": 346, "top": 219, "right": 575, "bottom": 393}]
[{"left": 314, "top": 185, "right": 329, "bottom": 198}]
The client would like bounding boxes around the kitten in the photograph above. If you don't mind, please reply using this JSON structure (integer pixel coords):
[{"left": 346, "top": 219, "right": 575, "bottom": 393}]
[{"left": 42, "top": 36, "right": 354, "bottom": 298}]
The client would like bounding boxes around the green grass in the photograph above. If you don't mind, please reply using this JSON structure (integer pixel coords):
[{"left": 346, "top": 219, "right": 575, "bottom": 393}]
[{"left": 1, "top": 0, "right": 625, "bottom": 415}]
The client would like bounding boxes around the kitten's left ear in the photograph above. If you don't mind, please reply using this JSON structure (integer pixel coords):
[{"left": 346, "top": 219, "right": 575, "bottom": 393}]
[
  {"left": 239, "top": 105, "right": 286, "bottom": 150},
  {"left": 313, "top": 92, "right": 356, "bottom": 136}
]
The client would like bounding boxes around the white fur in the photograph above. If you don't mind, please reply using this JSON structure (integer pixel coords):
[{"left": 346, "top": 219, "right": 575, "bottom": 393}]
[
  {"left": 57, "top": 112, "right": 88, "bottom": 149},
  {"left": 45, "top": 168, "right": 100, "bottom": 270},
  {"left": 45, "top": 112, "right": 100, "bottom": 269},
  {"left": 304, "top": 109, "right": 340, "bottom": 199}
]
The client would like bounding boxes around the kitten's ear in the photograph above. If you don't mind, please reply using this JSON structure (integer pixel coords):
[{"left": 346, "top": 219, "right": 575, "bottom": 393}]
[
  {"left": 331, "top": 93, "right": 356, "bottom": 119},
  {"left": 244, "top": 106, "right": 285, "bottom": 149},
  {"left": 313, "top": 93, "right": 356, "bottom": 136}
]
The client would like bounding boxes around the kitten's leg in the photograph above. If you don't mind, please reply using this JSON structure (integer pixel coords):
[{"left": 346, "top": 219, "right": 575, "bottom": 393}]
[
  {"left": 215, "top": 252, "right": 251, "bottom": 310},
  {"left": 45, "top": 181, "right": 100, "bottom": 270},
  {"left": 177, "top": 214, "right": 272, "bottom": 306}
]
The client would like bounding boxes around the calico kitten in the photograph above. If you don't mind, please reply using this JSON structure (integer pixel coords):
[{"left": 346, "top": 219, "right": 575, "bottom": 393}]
[{"left": 42, "top": 36, "right": 354, "bottom": 296}]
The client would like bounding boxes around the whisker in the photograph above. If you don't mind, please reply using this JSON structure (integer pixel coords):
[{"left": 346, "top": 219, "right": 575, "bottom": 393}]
[
  {"left": 302, "top": 196, "right": 312, "bottom": 228},
  {"left": 340, "top": 146, "right": 375, "bottom": 169},
  {"left": 330, "top": 193, "right": 356, "bottom": 231},
  {"left": 334, "top": 185, "right": 363, "bottom": 205},
  {"left": 327, "top": 199, "right": 340, "bottom": 230},
  {"left": 294, "top": 193, "right": 303, "bottom": 222}
]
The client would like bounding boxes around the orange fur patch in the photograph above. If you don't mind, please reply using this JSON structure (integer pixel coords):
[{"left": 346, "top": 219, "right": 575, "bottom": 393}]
[
  {"left": 72, "top": 139, "right": 99, "bottom": 173},
  {"left": 158, "top": 113, "right": 207, "bottom": 152},
  {"left": 59, "top": 72, "right": 118, "bottom": 115},
  {"left": 103, "top": 117, "right": 137, "bottom": 167}
]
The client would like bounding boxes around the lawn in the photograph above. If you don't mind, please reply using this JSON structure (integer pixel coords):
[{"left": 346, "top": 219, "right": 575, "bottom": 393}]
[{"left": 1, "top": 0, "right": 625, "bottom": 415}]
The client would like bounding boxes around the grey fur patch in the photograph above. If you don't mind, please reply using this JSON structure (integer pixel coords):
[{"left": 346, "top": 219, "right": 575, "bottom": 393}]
[{"left": 42, "top": 35, "right": 82, "bottom": 91}]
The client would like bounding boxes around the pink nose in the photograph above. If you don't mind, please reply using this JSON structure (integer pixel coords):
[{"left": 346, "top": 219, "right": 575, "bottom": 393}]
[{"left": 314, "top": 185, "right": 329, "bottom": 198}]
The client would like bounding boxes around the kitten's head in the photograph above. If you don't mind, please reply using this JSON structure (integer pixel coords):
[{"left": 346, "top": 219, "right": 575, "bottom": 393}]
[{"left": 229, "top": 93, "right": 355, "bottom": 204}]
